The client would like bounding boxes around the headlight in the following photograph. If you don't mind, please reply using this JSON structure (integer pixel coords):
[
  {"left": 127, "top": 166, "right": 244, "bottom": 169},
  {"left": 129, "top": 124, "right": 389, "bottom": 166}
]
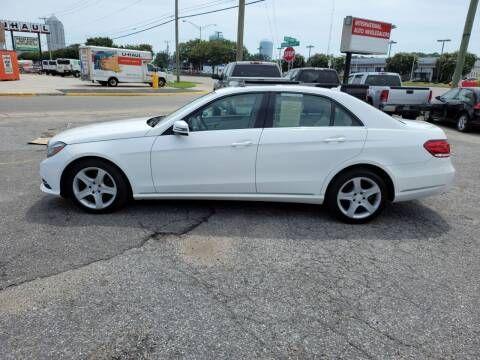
[{"left": 47, "top": 141, "right": 66, "bottom": 158}]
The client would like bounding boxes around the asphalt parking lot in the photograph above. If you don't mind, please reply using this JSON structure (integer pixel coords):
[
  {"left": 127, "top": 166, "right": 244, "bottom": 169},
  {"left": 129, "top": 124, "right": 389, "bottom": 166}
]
[{"left": 0, "top": 95, "right": 479, "bottom": 359}]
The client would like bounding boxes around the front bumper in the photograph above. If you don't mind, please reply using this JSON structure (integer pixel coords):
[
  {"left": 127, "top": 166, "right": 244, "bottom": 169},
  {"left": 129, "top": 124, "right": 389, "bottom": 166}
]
[{"left": 39, "top": 150, "right": 71, "bottom": 197}]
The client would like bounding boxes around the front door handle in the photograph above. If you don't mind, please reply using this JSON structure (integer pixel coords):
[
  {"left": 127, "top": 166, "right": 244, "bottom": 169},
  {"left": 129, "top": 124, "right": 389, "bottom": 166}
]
[
  {"left": 231, "top": 141, "right": 253, "bottom": 147},
  {"left": 323, "top": 136, "right": 346, "bottom": 143}
]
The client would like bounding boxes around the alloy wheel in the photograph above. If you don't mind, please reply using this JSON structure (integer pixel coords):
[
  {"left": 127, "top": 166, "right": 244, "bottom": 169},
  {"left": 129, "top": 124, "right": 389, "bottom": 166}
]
[
  {"left": 457, "top": 115, "right": 468, "bottom": 131},
  {"left": 337, "top": 177, "right": 382, "bottom": 220},
  {"left": 72, "top": 167, "right": 117, "bottom": 210}
]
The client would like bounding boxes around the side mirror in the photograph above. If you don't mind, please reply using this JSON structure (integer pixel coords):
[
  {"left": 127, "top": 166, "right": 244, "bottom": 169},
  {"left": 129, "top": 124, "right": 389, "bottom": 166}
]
[
  {"left": 173, "top": 120, "right": 189, "bottom": 136},
  {"left": 435, "top": 95, "right": 444, "bottom": 101}
]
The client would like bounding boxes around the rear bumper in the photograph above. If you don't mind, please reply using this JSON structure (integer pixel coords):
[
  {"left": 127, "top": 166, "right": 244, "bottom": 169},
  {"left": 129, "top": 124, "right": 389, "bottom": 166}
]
[
  {"left": 388, "top": 159, "right": 455, "bottom": 202},
  {"left": 380, "top": 104, "right": 427, "bottom": 114}
]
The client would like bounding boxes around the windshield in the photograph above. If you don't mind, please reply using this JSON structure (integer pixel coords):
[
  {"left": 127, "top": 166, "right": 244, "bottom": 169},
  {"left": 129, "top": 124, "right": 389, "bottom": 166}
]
[
  {"left": 231, "top": 64, "right": 281, "bottom": 78},
  {"left": 365, "top": 75, "right": 401, "bottom": 87},
  {"left": 298, "top": 70, "right": 339, "bottom": 84},
  {"left": 148, "top": 92, "right": 216, "bottom": 127}
]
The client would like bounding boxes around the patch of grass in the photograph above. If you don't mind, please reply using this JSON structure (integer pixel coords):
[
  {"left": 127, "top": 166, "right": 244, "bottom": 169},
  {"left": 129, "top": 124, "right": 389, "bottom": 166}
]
[
  {"left": 403, "top": 81, "right": 451, "bottom": 88},
  {"left": 167, "top": 81, "right": 197, "bottom": 89}
]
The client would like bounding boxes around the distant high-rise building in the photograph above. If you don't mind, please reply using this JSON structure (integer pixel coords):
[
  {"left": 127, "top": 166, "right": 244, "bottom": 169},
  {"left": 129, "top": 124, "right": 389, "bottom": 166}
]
[
  {"left": 45, "top": 15, "right": 65, "bottom": 51},
  {"left": 259, "top": 39, "right": 273, "bottom": 59}
]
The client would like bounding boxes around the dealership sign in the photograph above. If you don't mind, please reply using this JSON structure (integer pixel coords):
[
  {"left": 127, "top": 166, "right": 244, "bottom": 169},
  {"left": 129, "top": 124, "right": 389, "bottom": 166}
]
[
  {"left": 1, "top": 20, "right": 50, "bottom": 34},
  {"left": 340, "top": 16, "right": 392, "bottom": 55},
  {"left": 14, "top": 36, "right": 39, "bottom": 51}
]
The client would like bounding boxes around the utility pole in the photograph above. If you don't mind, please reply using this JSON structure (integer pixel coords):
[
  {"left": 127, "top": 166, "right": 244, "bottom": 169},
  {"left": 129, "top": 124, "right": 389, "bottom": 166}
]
[
  {"left": 387, "top": 40, "right": 397, "bottom": 58},
  {"left": 175, "top": 0, "right": 180, "bottom": 83},
  {"left": 165, "top": 40, "right": 170, "bottom": 55},
  {"left": 436, "top": 39, "right": 451, "bottom": 82},
  {"left": 236, "top": 0, "right": 245, "bottom": 61},
  {"left": 306, "top": 45, "right": 314, "bottom": 61},
  {"left": 452, "top": 0, "right": 478, "bottom": 87}
]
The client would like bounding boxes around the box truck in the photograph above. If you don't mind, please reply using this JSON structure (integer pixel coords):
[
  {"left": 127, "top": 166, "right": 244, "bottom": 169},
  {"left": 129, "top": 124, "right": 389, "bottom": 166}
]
[{"left": 79, "top": 45, "right": 169, "bottom": 87}]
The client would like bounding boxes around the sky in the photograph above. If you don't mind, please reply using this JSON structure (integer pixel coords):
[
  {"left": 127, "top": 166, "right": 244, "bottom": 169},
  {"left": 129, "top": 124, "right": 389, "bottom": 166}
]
[{"left": 2, "top": 0, "right": 480, "bottom": 58}]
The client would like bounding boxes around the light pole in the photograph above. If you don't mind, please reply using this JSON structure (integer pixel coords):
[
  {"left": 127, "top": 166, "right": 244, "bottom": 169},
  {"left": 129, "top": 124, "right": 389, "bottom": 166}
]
[
  {"left": 236, "top": 0, "right": 245, "bottom": 61},
  {"left": 175, "top": 0, "right": 180, "bottom": 83},
  {"left": 306, "top": 45, "right": 314, "bottom": 62},
  {"left": 436, "top": 39, "right": 451, "bottom": 83},
  {"left": 182, "top": 20, "right": 216, "bottom": 40},
  {"left": 387, "top": 40, "right": 397, "bottom": 58}
]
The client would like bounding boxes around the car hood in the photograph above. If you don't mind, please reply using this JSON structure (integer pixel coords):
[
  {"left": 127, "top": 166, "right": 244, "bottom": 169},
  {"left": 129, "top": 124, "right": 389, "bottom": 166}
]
[{"left": 49, "top": 117, "right": 153, "bottom": 145}]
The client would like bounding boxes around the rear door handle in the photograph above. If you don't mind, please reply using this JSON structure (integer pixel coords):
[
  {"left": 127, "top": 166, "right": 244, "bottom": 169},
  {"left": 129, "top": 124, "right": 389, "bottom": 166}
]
[
  {"left": 323, "top": 136, "right": 346, "bottom": 143},
  {"left": 231, "top": 141, "right": 253, "bottom": 147}
]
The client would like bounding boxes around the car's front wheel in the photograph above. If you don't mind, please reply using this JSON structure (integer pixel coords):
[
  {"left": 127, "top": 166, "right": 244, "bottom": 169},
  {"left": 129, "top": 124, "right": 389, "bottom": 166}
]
[
  {"left": 67, "top": 159, "right": 129, "bottom": 213},
  {"left": 326, "top": 169, "right": 387, "bottom": 223}
]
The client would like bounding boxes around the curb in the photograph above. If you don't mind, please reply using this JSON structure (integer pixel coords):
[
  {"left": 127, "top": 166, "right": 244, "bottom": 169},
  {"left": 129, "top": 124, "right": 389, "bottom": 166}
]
[{"left": 0, "top": 91, "right": 208, "bottom": 97}]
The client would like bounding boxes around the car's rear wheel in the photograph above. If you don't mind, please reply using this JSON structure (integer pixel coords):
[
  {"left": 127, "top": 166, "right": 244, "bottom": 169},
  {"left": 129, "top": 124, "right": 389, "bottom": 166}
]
[
  {"left": 67, "top": 159, "right": 129, "bottom": 213},
  {"left": 159, "top": 77, "right": 166, "bottom": 87},
  {"left": 326, "top": 170, "right": 387, "bottom": 223},
  {"left": 456, "top": 113, "right": 470, "bottom": 132}
]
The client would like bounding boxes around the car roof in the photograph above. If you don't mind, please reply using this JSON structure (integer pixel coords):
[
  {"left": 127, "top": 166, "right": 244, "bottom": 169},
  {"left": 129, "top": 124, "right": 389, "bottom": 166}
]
[
  {"left": 230, "top": 61, "right": 278, "bottom": 66},
  {"left": 351, "top": 72, "right": 399, "bottom": 76},
  {"left": 297, "top": 67, "right": 337, "bottom": 71}
]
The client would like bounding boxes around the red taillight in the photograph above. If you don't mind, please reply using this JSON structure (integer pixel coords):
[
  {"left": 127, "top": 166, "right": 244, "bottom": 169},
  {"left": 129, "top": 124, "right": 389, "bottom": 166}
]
[
  {"left": 428, "top": 90, "right": 433, "bottom": 103},
  {"left": 424, "top": 140, "right": 451, "bottom": 158},
  {"left": 380, "top": 89, "right": 389, "bottom": 103},
  {"left": 474, "top": 102, "right": 480, "bottom": 110}
]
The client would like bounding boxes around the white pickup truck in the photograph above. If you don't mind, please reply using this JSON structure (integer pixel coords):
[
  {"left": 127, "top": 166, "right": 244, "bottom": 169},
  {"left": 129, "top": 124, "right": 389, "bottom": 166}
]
[{"left": 348, "top": 72, "right": 432, "bottom": 119}]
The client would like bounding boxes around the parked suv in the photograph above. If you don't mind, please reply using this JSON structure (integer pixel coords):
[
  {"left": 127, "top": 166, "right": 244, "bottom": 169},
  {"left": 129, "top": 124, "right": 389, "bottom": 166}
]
[
  {"left": 56, "top": 58, "right": 81, "bottom": 77},
  {"left": 284, "top": 67, "right": 340, "bottom": 88}
]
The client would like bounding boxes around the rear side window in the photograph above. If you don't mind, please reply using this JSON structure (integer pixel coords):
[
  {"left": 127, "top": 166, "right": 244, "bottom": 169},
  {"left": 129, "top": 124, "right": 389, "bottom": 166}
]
[
  {"left": 365, "top": 75, "right": 401, "bottom": 86},
  {"left": 273, "top": 93, "right": 332, "bottom": 128},
  {"left": 231, "top": 64, "right": 281, "bottom": 77},
  {"left": 49, "top": 61, "right": 56, "bottom": 65},
  {"left": 352, "top": 74, "right": 363, "bottom": 84},
  {"left": 458, "top": 89, "right": 475, "bottom": 105},
  {"left": 57, "top": 59, "right": 70, "bottom": 65},
  {"left": 333, "top": 105, "right": 362, "bottom": 126}
]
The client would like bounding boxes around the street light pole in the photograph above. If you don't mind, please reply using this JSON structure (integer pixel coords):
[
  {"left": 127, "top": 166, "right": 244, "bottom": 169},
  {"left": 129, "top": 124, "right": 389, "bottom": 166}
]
[
  {"left": 236, "top": 0, "right": 245, "bottom": 61},
  {"left": 387, "top": 40, "right": 397, "bottom": 58},
  {"left": 452, "top": 0, "right": 478, "bottom": 87},
  {"left": 182, "top": 20, "right": 216, "bottom": 40},
  {"left": 306, "top": 45, "right": 314, "bottom": 62},
  {"left": 175, "top": 0, "right": 180, "bottom": 83}
]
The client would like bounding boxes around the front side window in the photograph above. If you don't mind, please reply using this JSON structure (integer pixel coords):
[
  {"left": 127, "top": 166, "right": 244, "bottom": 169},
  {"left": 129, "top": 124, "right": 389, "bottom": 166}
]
[
  {"left": 273, "top": 93, "right": 332, "bottom": 128},
  {"left": 185, "top": 93, "right": 264, "bottom": 132}
]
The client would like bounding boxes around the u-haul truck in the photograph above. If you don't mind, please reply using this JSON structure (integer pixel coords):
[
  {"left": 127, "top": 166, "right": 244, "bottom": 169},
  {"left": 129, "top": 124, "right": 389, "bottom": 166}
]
[{"left": 79, "top": 45, "right": 169, "bottom": 87}]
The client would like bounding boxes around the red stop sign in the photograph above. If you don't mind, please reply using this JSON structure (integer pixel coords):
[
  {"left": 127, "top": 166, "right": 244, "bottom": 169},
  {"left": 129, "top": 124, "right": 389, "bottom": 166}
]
[{"left": 283, "top": 47, "right": 295, "bottom": 62}]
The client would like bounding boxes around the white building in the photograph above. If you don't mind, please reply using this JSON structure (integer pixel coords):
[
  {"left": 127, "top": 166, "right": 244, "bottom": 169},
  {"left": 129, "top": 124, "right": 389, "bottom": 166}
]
[
  {"left": 46, "top": 15, "right": 65, "bottom": 51},
  {"left": 351, "top": 57, "right": 386, "bottom": 73}
]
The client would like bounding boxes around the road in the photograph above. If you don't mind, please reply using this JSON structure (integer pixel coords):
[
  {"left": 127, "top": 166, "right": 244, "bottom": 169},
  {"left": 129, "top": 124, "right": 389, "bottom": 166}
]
[{"left": 0, "top": 96, "right": 479, "bottom": 359}]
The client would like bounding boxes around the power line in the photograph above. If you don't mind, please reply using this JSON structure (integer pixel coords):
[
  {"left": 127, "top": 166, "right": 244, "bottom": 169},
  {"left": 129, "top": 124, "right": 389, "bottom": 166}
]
[
  {"left": 112, "top": 0, "right": 266, "bottom": 40},
  {"left": 104, "top": 0, "right": 233, "bottom": 37}
]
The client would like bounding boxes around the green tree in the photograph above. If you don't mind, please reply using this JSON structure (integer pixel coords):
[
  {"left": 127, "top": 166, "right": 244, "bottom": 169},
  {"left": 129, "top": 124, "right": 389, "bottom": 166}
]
[
  {"left": 435, "top": 51, "right": 476, "bottom": 83},
  {"left": 332, "top": 56, "right": 345, "bottom": 73},
  {"left": 307, "top": 53, "right": 329, "bottom": 68},
  {"left": 385, "top": 53, "right": 416, "bottom": 77},
  {"left": 153, "top": 51, "right": 170, "bottom": 69},
  {"left": 120, "top": 43, "right": 153, "bottom": 53},
  {"left": 85, "top": 37, "right": 114, "bottom": 47},
  {"left": 248, "top": 53, "right": 270, "bottom": 61},
  {"left": 18, "top": 44, "right": 80, "bottom": 61}
]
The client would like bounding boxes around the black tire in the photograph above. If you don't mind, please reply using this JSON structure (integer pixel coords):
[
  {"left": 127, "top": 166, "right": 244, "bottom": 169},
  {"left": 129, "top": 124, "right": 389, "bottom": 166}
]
[
  {"left": 65, "top": 159, "right": 130, "bottom": 213},
  {"left": 74, "top": 71, "right": 80, "bottom": 78},
  {"left": 107, "top": 77, "right": 119, "bottom": 87},
  {"left": 326, "top": 169, "right": 388, "bottom": 224},
  {"left": 456, "top": 113, "right": 470, "bottom": 132},
  {"left": 159, "top": 77, "right": 166, "bottom": 87}
]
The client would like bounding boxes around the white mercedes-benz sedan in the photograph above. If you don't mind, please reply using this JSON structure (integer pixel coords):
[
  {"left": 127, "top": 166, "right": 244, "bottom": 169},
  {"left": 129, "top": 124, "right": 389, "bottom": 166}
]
[{"left": 40, "top": 86, "right": 455, "bottom": 223}]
